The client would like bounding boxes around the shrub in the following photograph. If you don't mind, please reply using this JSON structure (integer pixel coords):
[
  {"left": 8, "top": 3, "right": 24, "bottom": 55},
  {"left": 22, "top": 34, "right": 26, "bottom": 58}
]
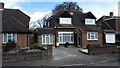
[
  {"left": 30, "top": 43, "right": 39, "bottom": 49},
  {"left": 5, "top": 39, "right": 16, "bottom": 52}
]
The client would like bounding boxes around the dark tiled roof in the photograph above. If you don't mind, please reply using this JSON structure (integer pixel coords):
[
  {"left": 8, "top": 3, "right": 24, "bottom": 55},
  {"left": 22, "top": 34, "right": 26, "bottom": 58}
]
[
  {"left": 35, "top": 28, "right": 56, "bottom": 34},
  {"left": 2, "top": 17, "right": 30, "bottom": 33},
  {"left": 2, "top": 8, "right": 30, "bottom": 27},
  {"left": 97, "top": 15, "right": 120, "bottom": 32},
  {"left": 49, "top": 10, "right": 97, "bottom": 27}
]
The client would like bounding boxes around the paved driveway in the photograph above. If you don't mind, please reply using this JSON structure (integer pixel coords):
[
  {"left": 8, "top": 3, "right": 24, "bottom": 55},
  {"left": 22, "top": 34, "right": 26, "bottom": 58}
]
[{"left": 3, "top": 47, "right": 119, "bottom": 66}]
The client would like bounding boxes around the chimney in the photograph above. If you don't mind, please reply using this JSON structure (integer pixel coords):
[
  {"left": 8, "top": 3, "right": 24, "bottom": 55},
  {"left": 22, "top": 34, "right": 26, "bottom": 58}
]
[
  {"left": 110, "top": 12, "right": 113, "bottom": 17},
  {"left": 0, "top": 2, "right": 4, "bottom": 9}
]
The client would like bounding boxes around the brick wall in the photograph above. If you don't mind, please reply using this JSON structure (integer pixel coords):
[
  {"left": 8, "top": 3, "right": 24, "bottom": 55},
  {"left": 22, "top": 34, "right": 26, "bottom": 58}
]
[
  {"left": 17, "top": 34, "right": 28, "bottom": 48},
  {"left": 115, "top": 19, "right": 120, "bottom": 32},
  {"left": 3, "top": 45, "right": 53, "bottom": 63},
  {"left": 82, "top": 32, "right": 103, "bottom": 48}
]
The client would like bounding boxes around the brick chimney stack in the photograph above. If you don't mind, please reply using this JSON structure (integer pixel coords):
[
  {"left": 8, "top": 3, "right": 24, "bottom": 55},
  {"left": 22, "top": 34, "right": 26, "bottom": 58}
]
[
  {"left": 0, "top": 2, "right": 4, "bottom": 9},
  {"left": 110, "top": 12, "right": 113, "bottom": 17}
]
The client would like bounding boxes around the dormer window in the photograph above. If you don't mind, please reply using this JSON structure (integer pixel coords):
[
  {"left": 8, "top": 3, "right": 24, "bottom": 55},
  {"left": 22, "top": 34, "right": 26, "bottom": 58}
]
[
  {"left": 59, "top": 18, "right": 71, "bottom": 24},
  {"left": 85, "top": 18, "right": 95, "bottom": 25}
]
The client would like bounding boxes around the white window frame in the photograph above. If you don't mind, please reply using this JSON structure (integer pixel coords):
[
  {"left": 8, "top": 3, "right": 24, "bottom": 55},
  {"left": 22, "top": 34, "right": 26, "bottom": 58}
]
[
  {"left": 58, "top": 32, "right": 74, "bottom": 44},
  {"left": 2, "top": 33, "right": 17, "bottom": 43},
  {"left": 59, "top": 17, "right": 72, "bottom": 24},
  {"left": 42, "top": 34, "right": 53, "bottom": 45},
  {"left": 87, "top": 32, "right": 98, "bottom": 40},
  {"left": 85, "top": 18, "right": 96, "bottom": 25}
]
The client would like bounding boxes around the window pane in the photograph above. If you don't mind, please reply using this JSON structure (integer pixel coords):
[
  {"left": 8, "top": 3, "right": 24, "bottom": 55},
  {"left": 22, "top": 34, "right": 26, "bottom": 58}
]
[
  {"left": 46, "top": 36, "right": 49, "bottom": 44},
  {"left": 64, "top": 35, "right": 70, "bottom": 43},
  {"left": 91, "top": 33, "right": 95, "bottom": 39},
  {"left": 42, "top": 35, "right": 45, "bottom": 43},
  {"left": 95, "top": 33, "right": 98, "bottom": 39},
  {"left": 3, "top": 34, "right": 7, "bottom": 43},
  {"left": 8, "top": 34, "right": 12, "bottom": 41},
  {"left": 50, "top": 35, "right": 53, "bottom": 43},
  {"left": 13, "top": 34, "right": 16, "bottom": 42},
  {"left": 88, "top": 33, "right": 90, "bottom": 39},
  {"left": 71, "top": 35, "right": 74, "bottom": 42},
  {"left": 59, "top": 36, "right": 62, "bottom": 43}
]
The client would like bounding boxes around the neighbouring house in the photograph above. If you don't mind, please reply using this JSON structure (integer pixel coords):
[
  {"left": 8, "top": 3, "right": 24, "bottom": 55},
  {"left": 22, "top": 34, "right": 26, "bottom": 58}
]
[
  {"left": 1, "top": 3, "right": 31, "bottom": 50},
  {"left": 96, "top": 12, "right": 120, "bottom": 46},
  {"left": 35, "top": 28, "right": 55, "bottom": 48},
  {"left": 36, "top": 10, "right": 103, "bottom": 48}
]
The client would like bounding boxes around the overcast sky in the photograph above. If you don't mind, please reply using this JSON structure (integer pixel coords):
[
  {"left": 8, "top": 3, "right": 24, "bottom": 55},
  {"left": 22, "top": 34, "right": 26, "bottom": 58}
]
[{"left": 0, "top": 0, "right": 119, "bottom": 22}]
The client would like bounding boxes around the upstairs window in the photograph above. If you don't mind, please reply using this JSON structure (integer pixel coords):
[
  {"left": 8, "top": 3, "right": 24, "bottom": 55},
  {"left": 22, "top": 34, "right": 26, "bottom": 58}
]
[
  {"left": 59, "top": 18, "right": 71, "bottom": 24},
  {"left": 85, "top": 18, "right": 95, "bottom": 25}
]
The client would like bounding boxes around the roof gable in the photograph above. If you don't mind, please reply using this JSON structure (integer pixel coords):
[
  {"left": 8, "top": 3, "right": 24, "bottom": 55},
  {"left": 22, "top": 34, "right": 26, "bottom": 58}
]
[
  {"left": 59, "top": 11, "right": 72, "bottom": 18},
  {"left": 2, "top": 8, "right": 30, "bottom": 28},
  {"left": 83, "top": 12, "right": 96, "bottom": 19}
]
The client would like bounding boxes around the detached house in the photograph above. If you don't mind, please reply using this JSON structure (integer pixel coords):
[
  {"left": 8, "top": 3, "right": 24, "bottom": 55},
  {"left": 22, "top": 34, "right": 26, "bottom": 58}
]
[
  {"left": 36, "top": 10, "right": 103, "bottom": 48},
  {"left": 0, "top": 3, "right": 30, "bottom": 49},
  {"left": 97, "top": 12, "right": 120, "bottom": 46}
]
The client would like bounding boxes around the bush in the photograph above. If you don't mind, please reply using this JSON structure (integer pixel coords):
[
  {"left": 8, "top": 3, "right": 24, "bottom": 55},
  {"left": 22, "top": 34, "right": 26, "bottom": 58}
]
[
  {"left": 5, "top": 39, "right": 16, "bottom": 52},
  {"left": 30, "top": 43, "right": 39, "bottom": 49}
]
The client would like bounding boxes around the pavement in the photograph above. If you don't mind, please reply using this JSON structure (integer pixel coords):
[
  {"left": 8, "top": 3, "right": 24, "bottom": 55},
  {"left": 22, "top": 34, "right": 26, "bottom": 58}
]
[{"left": 2, "top": 47, "right": 119, "bottom": 66}]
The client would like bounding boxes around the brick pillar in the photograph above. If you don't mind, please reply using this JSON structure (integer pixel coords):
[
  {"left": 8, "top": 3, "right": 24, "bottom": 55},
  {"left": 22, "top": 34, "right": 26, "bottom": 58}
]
[{"left": 47, "top": 45, "right": 52, "bottom": 58}]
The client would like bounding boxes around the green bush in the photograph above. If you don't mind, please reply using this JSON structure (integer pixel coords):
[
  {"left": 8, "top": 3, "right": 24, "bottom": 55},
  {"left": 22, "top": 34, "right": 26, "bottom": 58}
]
[
  {"left": 5, "top": 39, "right": 16, "bottom": 52},
  {"left": 30, "top": 43, "right": 39, "bottom": 49}
]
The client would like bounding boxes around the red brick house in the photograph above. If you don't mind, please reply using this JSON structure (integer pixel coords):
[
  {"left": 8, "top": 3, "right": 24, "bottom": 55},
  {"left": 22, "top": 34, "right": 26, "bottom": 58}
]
[
  {"left": 1, "top": 3, "right": 31, "bottom": 49},
  {"left": 37, "top": 10, "right": 103, "bottom": 48},
  {"left": 96, "top": 12, "right": 120, "bottom": 46}
]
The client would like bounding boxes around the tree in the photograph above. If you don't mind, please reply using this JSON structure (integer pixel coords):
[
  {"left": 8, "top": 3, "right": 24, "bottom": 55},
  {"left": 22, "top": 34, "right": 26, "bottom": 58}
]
[{"left": 52, "top": 2, "right": 83, "bottom": 13}]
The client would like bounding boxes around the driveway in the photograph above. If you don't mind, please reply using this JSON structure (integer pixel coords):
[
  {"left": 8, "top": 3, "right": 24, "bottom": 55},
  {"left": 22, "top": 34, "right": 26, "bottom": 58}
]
[{"left": 3, "top": 47, "right": 119, "bottom": 66}]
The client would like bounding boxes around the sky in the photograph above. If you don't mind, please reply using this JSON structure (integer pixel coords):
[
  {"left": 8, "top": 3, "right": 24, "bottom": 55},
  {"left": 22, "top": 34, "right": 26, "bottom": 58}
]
[{"left": 0, "top": 0, "right": 119, "bottom": 28}]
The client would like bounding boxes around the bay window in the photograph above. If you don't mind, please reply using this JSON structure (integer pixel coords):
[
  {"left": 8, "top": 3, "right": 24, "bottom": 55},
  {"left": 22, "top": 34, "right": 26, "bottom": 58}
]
[{"left": 58, "top": 32, "right": 74, "bottom": 44}]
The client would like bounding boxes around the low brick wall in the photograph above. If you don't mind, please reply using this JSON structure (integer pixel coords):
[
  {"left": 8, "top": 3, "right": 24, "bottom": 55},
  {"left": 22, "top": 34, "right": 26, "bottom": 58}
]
[
  {"left": 2, "top": 45, "right": 53, "bottom": 63},
  {"left": 88, "top": 46, "right": 118, "bottom": 55}
]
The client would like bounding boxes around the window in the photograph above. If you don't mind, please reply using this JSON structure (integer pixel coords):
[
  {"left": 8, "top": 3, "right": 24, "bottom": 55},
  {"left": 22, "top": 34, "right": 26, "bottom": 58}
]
[
  {"left": 105, "top": 33, "right": 115, "bottom": 43},
  {"left": 58, "top": 32, "right": 74, "bottom": 44},
  {"left": 3, "top": 33, "right": 17, "bottom": 43},
  {"left": 59, "top": 18, "right": 71, "bottom": 24},
  {"left": 85, "top": 18, "right": 95, "bottom": 25},
  {"left": 42, "top": 34, "right": 53, "bottom": 44},
  {"left": 116, "top": 34, "right": 120, "bottom": 42},
  {"left": 87, "top": 32, "right": 98, "bottom": 40}
]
